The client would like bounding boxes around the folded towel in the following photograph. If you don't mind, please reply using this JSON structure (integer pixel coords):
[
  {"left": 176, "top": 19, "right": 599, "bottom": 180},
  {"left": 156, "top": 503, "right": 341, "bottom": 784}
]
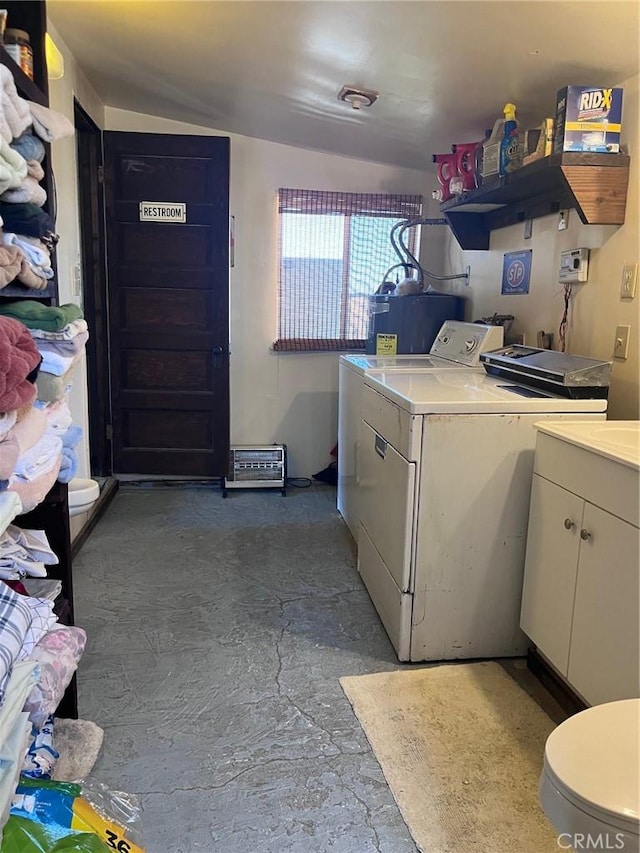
[
  {"left": 0, "top": 411, "right": 17, "bottom": 440},
  {"left": 33, "top": 330, "right": 88, "bottom": 358},
  {"left": 28, "top": 102, "right": 75, "bottom": 143},
  {"left": 17, "top": 259, "right": 47, "bottom": 291},
  {"left": 35, "top": 364, "right": 78, "bottom": 404},
  {"left": 0, "top": 316, "right": 41, "bottom": 412},
  {"left": 0, "top": 301, "right": 83, "bottom": 332},
  {"left": 0, "top": 435, "right": 19, "bottom": 480},
  {"left": 0, "top": 244, "right": 23, "bottom": 289},
  {"left": 0, "top": 582, "right": 33, "bottom": 703},
  {"left": 0, "top": 138, "right": 28, "bottom": 195},
  {"left": 10, "top": 131, "right": 45, "bottom": 164},
  {"left": 0, "top": 490, "right": 22, "bottom": 536},
  {"left": 30, "top": 319, "right": 88, "bottom": 343},
  {"left": 3, "top": 526, "right": 58, "bottom": 565},
  {"left": 0, "top": 525, "right": 57, "bottom": 576},
  {"left": 1, "top": 176, "right": 47, "bottom": 207},
  {"left": 0, "top": 202, "right": 55, "bottom": 240},
  {"left": 42, "top": 400, "right": 72, "bottom": 436},
  {"left": 38, "top": 350, "right": 78, "bottom": 377},
  {"left": 8, "top": 406, "right": 46, "bottom": 455},
  {"left": 26, "top": 160, "right": 44, "bottom": 181},
  {"left": 9, "top": 454, "right": 61, "bottom": 513},
  {"left": 13, "top": 435, "right": 62, "bottom": 482},
  {"left": 0, "top": 66, "right": 32, "bottom": 144},
  {"left": 3, "top": 232, "right": 51, "bottom": 270}
]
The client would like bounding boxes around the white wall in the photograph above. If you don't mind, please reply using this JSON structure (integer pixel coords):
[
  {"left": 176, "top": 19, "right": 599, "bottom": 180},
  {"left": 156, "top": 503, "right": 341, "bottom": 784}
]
[
  {"left": 44, "top": 22, "right": 105, "bottom": 480},
  {"left": 437, "top": 74, "right": 640, "bottom": 420},
  {"left": 104, "top": 107, "right": 432, "bottom": 476}
]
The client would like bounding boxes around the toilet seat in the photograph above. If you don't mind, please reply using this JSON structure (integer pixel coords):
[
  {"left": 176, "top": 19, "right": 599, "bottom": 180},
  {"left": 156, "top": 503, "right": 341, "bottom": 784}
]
[{"left": 542, "top": 699, "right": 640, "bottom": 836}]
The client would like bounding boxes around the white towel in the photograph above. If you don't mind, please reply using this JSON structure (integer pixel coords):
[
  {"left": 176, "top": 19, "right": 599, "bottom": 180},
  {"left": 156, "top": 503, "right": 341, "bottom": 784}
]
[
  {"left": 0, "top": 66, "right": 32, "bottom": 144},
  {"left": 38, "top": 350, "right": 77, "bottom": 377},
  {"left": 12, "top": 434, "right": 63, "bottom": 482},
  {"left": 0, "top": 491, "right": 22, "bottom": 537},
  {"left": 0, "top": 137, "right": 28, "bottom": 195},
  {"left": 42, "top": 400, "right": 73, "bottom": 436},
  {"left": 3, "top": 232, "right": 51, "bottom": 270},
  {"left": 0, "top": 175, "right": 47, "bottom": 206},
  {"left": 28, "top": 101, "right": 74, "bottom": 143},
  {"left": 29, "top": 319, "right": 88, "bottom": 342}
]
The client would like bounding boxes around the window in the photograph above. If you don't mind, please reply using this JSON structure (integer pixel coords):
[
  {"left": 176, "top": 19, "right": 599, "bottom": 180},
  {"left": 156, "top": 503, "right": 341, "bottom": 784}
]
[{"left": 274, "top": 189, "right": 423, "bottom": 352}]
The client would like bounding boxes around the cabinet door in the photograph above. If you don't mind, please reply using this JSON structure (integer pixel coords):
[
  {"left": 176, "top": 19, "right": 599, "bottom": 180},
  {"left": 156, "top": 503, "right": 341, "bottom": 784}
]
[
  {"left": 568, "top": 504, "right": 640, "bottom": 706},
  {"left": 358, "top": 421, "right": 416, "bottom": 593},
  {"left": 520, "top": 475, "right": 583, "bottom": 675}
]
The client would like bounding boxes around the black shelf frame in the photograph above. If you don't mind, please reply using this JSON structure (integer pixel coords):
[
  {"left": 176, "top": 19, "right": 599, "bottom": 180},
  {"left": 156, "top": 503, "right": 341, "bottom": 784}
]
[{"left": 440, "top": 152, "right": 630, "bottom": 250}]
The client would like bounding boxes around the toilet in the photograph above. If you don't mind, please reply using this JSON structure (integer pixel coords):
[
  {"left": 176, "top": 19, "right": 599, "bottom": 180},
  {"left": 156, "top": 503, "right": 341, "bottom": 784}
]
[
  {"left": 68, "top": 478, "right": 100, "bottom": 517},
  {"left": 539, "top": 699, "right": 640, "bottom": 853}
]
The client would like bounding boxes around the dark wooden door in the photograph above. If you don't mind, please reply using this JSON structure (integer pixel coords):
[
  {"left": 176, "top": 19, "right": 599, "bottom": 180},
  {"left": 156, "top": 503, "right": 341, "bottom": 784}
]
[{"left": 103, "top": 132, "right": 230, "bottom": 476}]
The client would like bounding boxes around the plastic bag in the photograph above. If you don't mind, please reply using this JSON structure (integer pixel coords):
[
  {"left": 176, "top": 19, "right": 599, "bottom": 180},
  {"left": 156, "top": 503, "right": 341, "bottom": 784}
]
[{"left": 2, "top": 778, "right": 145, "bottom": 853}]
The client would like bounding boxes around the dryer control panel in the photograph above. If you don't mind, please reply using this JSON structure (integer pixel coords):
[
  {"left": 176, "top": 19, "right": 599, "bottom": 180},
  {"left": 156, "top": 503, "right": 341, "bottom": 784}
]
[{"left": 430, "top": 321, "right": 504, "bottom": 365}]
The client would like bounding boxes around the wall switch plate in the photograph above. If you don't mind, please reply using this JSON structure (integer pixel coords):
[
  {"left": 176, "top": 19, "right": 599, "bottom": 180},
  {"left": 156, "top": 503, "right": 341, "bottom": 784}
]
[
  {"left": 621, "top": 263, "right": 638, "bottom": 299},
  {"left": 614, "top": 325, "right": 630, "bottom": 359}
]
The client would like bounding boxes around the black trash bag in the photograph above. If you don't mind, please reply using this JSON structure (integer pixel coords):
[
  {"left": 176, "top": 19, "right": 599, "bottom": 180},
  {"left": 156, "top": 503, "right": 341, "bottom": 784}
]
[{"left": 312, "top": 461, "right": 337, "bottom": 485}]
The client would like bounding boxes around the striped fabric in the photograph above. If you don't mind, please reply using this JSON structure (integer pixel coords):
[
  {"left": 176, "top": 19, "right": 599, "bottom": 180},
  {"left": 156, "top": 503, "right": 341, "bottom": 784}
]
[{"left": 0, "top": 583, "right": 33, "bottom": 705}]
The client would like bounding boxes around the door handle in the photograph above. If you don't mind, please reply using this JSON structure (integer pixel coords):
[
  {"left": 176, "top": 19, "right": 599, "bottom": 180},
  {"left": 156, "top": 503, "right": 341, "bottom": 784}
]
[
  {"left": 375, "top": 435, "right": 387, "bottom": 459},
  {"left": 212, "top": 346, "right": 224, "bottom": 355}
]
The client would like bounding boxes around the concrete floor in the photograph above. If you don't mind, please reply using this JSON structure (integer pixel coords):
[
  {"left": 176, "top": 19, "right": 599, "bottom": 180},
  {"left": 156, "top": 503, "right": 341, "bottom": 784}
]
[{"left": 73, "top": 483, "right": 419, "bottom": 853}]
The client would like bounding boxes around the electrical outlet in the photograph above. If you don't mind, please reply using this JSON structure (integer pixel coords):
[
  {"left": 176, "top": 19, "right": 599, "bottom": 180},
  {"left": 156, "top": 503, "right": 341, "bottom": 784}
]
[
  {"left": 621, "top": 263, "right": 638, "bottom": 299},
  {"left": 613, "top": 325, "right": 630, "bottom": 359}
]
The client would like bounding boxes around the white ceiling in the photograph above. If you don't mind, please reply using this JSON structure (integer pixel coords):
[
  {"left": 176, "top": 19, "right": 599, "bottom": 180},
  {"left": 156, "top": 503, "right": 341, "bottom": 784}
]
[{"left": 48, "top": 0, "right": 640, "bottom": 170}]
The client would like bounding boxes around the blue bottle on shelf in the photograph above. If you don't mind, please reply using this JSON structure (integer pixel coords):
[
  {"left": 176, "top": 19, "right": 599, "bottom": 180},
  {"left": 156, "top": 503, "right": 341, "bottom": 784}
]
[{"left": 499, "top": 103, "right": 522, "bottom": 176}]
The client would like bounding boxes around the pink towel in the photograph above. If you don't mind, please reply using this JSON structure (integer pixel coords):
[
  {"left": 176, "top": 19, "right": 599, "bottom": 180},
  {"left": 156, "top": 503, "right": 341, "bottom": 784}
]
[
  {"left": 0, "top": 316, "right": 41, "bottom": 413},
  {"left": 9, "top": 455, "right": 61, "bottom": 513},
  {"left": 8, "top": 405, "right": 46, "bottom": 454}
]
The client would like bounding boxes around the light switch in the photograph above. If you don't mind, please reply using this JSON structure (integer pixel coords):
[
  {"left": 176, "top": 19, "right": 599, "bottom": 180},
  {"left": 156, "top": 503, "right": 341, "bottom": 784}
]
[{"left": 614, "top": 325, "right": 630, "bottom": 359}]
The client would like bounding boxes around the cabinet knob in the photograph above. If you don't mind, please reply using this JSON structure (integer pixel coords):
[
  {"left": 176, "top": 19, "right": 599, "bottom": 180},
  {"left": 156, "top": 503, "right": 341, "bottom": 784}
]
[
  {"left": 580, "top": 528, "right": 591, "bottom": 541},
  {"left": 563, "top": 518, "right": 574, "bottom": 530}
]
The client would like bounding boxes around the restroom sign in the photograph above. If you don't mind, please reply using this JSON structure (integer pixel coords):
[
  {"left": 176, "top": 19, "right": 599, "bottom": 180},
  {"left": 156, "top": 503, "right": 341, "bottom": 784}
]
[{"left": 139, "top": 202, "right": 186, "bottom": 223}]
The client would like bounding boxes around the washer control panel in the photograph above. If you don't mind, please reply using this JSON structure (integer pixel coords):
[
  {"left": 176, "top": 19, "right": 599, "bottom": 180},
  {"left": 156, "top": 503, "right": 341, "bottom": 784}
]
[{"left": 430, "top": 321, "right": 504, "bottom": 365}]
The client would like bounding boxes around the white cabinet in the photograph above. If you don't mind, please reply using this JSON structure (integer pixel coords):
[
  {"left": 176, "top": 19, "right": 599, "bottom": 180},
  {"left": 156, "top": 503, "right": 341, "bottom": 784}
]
[{"left": 520, "top": 423, "right": 640, "bottom": 706}]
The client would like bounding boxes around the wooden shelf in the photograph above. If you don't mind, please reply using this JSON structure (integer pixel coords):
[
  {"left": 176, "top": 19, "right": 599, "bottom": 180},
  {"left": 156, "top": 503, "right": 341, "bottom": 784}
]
[{"left": 441, "top": 152, "right": 631, "bottom": 250}]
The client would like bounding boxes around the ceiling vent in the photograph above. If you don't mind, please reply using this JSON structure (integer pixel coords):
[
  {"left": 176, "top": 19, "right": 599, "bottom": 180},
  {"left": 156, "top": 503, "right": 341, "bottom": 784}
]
[{"left": 338, "top": 85, "right": 379, "bottom": 110}]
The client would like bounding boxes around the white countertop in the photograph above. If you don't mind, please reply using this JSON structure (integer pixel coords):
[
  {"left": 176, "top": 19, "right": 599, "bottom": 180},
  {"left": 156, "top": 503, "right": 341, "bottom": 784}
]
[{"left": 535, "top": 420, "right": 640, "bottom": 470}]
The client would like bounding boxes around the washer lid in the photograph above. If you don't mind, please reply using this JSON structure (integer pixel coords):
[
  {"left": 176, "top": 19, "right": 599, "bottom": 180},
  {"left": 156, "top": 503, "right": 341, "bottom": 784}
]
[
  {"left": 544, "top": 700, "right": 640, "bottom": 824},
  {"left": 364, "top": 370, "right": 608, "bottom": 414}
]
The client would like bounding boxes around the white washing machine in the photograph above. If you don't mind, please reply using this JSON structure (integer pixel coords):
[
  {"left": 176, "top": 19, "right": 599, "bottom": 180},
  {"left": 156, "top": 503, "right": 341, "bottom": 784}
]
[
  {"left": 357, "top": 353, "right": 610, "bottom": 662},
  {"left": 337, "top": 321, "right": 504, "bottom": 541}
]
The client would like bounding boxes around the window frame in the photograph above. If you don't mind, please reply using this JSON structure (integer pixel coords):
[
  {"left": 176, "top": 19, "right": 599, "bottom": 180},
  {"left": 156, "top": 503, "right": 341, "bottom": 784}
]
[{"left": 275, "top": 189, "right": 423, "bottom": 352}]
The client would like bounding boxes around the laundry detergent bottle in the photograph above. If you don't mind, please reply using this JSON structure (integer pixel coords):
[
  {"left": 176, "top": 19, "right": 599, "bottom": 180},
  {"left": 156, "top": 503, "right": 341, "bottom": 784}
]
[{"left": 499, "top": 102, "right": 522, "bottom": 176}]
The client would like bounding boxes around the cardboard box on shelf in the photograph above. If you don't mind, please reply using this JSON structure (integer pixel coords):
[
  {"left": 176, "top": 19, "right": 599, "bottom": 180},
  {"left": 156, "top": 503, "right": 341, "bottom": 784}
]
[{"left": 553, "top": 86, "right": 623, "bottom": 154}]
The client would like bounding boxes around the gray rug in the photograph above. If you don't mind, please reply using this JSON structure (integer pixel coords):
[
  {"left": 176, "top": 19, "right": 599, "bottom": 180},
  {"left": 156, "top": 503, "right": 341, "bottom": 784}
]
[
  {"left": 340, "top": 661, "right": 559, "bottom": 853},
  {"left": 53, "top": 718, "right": 105, "bottom": 782}
]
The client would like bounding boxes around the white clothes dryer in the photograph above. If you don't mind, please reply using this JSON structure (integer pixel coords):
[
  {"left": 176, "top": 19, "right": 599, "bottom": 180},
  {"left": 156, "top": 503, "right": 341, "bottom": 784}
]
[
  {"left": 338, "top": 321, "right": 504, "bottom": 541},
  {"left": 357, "top": 359, "right": 609, "bottom": 662}
]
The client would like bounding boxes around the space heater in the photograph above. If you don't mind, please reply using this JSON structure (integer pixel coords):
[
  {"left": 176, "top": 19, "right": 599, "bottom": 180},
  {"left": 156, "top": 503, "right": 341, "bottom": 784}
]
[{"left": 222, "top": 445, "right": 287, "bottom": 497}]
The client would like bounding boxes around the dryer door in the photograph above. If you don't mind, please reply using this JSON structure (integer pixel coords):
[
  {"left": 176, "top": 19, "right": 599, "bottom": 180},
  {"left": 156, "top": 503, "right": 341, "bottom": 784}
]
[{"left": 358, "top": 420, "right": 416, "bottom": 593}]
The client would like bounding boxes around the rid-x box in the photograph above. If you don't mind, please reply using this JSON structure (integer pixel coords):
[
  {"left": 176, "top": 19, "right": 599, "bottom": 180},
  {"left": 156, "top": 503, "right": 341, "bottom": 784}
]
[{"left": 553, "top": 86, "right": 623, "bottom": 154}]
